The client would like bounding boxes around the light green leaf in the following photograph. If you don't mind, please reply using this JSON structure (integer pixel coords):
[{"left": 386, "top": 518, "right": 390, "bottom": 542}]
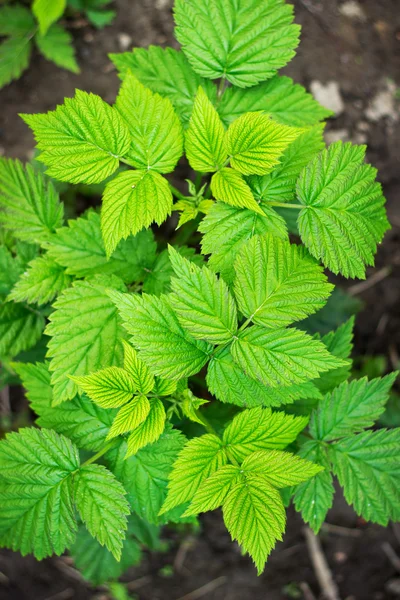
[
  {"left": 234, "top": 234, "right": 332, "bottom": 328},
  {"left": 174, "top": 0, "right": 300, "bottom": 88},
  {"left": 210, "top": 168, "right": 263, "bottom": 214},
  {"left": 21, "top": 91, "right": 131, "bottom": 184},
  {"left": 0, "top": 36, "right": 31, "bottom": 89},
  {"left": 8, "top": 254, "right": 71, "bottom": 305},
  {"left": 0, "top": 247, "right": 23, "bottom": 297},
  {"left": 126, "top": 397, "right": 166, "bottom": 457},
  {"left": 185, "top": 86, "right": 227, "bottom": 172},
  {"left": 72, "top": 366, "right": 136, "bottom": 409},
  {"left": 218, "top": 76, "right": 332, "bottom": 127},
  {"left": 46, "top": 210, "right": 156, "bottom": 282},
  {"left": 242, "top": 450, "right": 323, "bottom": 487},
  {"left": 168, "top": 245, "right": 237, "bottom": 344},
  {"left": 314, "top": 317, "right": 355, "bottom": 394},
  {"left": 35, "top": 23, "right": 79, "bottom": 73},
  {"left": 122, "top": 340, "right": 154, "bottom": 394},
  {"left": 199, "top": 201, "right": 287, "bottom": 283},
  {"left": 142, "top": 245, "right": 203, "bottom": 296},
  {"left": 0, "top": 5, "right": 35, "bottom": 36},
  {"left": 107, "top": 395, "right": 151, "bottom": 440},
  {"left": 330, "top": 429, "right": 400, "bottom": 525},
  {"left": 226, "top": 112, "right": 301, "bottom": 176},
  {"left": 0, "top": 301, "right": 44, "bottom": 359},
  {"left": 223, "top": 475, "right": 286, "bottom": 574},
  {"left": 101, "top": 169, "right": 172, "bottom": 257},
  {"left": 183, "top": 465, "right": 242, "bottom": 517},
  {"left": 231, "top": 326, "right": 346, "bottom": 388},
  {"left": 45, "top": 276, "right": 126, "bottom": 404},
  {"left": 115, "top": 72, "right": 183, "bottom": 173},
  {"left": 33, "top": 0, "right": 66, "bottom": 35},
  {"left": 310, "top": 373, "right": 398, "bottom": 442},
  {"left": 74, "top": 463, "right": 130, "bottom": 561},
  {"left": 0, "top": 158, "right": 63, "bottom": 243},
  {"left": 222, "top": 407, "right": 308, "bottom": 462},
  {"left": 0, "top": 428, "right": 79, "bottom": 559},
  {"left": 109, "top": 290, "right": 212, "bottom": 380},
  {"left": 297, "top": 141, "right": 390, "bottom": 278},
  {"left": 160, "top": 434, "right": 227, "bottom": 514},
  {"left": 181, "top": 389, "right": 209, "bottom": 425}
]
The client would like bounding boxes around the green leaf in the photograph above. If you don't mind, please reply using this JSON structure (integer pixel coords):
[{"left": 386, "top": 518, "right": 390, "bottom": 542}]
[
  {"left": 0, "top": 36, "right": 31, "bottom": 89},
  {"left": 160, "top": 434, "right": 227, "bottom": 514},
  {"left": 210, "top": 168, "right": 263, "bottom": 214},
  {"left": 21, "top": 91, "right": 131, "bottom": 184},
  {"left": 222, "top": 407, "right": 308, "bottom": 462},
  {"left": 242, "top": 450, "right": 323, "bottom": 487},
  {"left": 0, "top": 5, "right": 35, "bottom": 37},
  {"left": 218, "top": 76, "right": 332, "bottom": 127},
  {"left": 122, "top": 340, "right": 154, "bottom": 395},
  {"left": 310, "top": 373, "right": 398, "bottom": 442},
  {"left": 0, "top": 428, "right": 79, "bottom": 559},
  {"left": 8, "top": 254, "right": 71, "bottom": 305},
  {"left": 0, "top": 301, "right": 45, "bottom": 359},
  {"left": 142, "top": 246, "right": 204, "bottom": 296},
  {"left": 35, "top": 23, "right": 79, "bottom": 73},
  {"left": 0, "top": 158, "right": 63, "bottom": 243},
  {"left": 115, "top": 72, "right": 183, "bottom": 173},
  {"left": 109, "top": 426, "right": 186, "bottom": 523},
  {"left": 231, "top": 326, "right": 345, "bottom": 388},
  {"left": 314, "top": 317, "right": 355, "bottom": 394},
  {"left": 181, "top": 389, "right": 209, "bottom": 425},
  {"left": 107, "top": 395, "right": 151, "bottom": 440},
  {"left": 126, "top": 397, "right": 166, "bottom": 457},
  {"left": 74, "top": 463, "right": 130, "bottom": 560},
  {"left": 234, "top": 234, "right": 332, "bottom": 328},
  {"left": 174, "top": 0, "right": 300, "bottom": 88},
  {"left": 46, "top": 210, "right": 156, "bottom": 282},
  {"left": 226, "top": 112, "right": 301, "bottom": 176},
  {"left": 0, "top": 246, "right": 23, "bottom": 297},
  {"left": 109, "top": 290, "right": 212, "bottom": 380},
  {"left": 297, "top": 141, "right": 390, "bottom": 278},
  {"left": 168, "top": 245, "right": 237, "bottom": 344},
  {"left": 12, "top": 361, "right": 53, "bottom": 413},
  {"left": 185, "top": 86, "right": 227, "bottom": 172},
  {"left": 293, "top": 440, "right": 334, "bottom": 533},
  {"left": 207, "top": 344, "right": 322, "bottom": 408},
  {"left": 109, "top": 46, "right": 217, "bottom": 125},
  {"left": 33, "top": 0, "right": 66, "bottom": 35},
  {"left": 199, "top": 201, "right": 287, "bottom": 284},
  {"left": 330, "top": 429, "right": 400, "bottom": 525},
  {"left": 86, "top": 8, "right": 116, "bottom": 28},
  {"left": 183, "top": 465, "right": 242, "bottom": 517},
  {"left": 223, "top": 475, "right": 285, "bottom": 574},
  {"left": 45, "top": 276, "right": 126, "bottom": 403},
  {"left": 70, "top": 523, "right": 141, "bottom": 585},
  {"left": 72, "top": 366, "right": 136, "bottom": 408},
  {"left": 101, "top": 170, "right": 172, "bottom": 257}
]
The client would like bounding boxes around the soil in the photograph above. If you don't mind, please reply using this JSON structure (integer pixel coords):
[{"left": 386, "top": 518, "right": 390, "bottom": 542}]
[{"left": 1, "top": 1, "right": 400, "bottom": 599}]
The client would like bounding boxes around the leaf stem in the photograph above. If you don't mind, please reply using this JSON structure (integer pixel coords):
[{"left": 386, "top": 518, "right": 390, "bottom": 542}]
[
  {"left": 169, "top": 183, "right": 186, "bottom": 201},
  {"left": 81, "top": 439, "right": 119, "bottom": 468},
  {"left": 119, "top": 157, "right": 136, "bottom": 167},
  {"left": 194, "top": 409, "right": 217, "bottom": 436},
  {"left": 266, "top": 202, "right": 303, "bottom": 210}
]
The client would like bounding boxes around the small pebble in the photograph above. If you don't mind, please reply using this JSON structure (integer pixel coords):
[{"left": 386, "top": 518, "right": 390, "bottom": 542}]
[
  {"left": 118, "top": 32, "right": 133, "bottom": 51},
  {"left": 339, "top": 1, "right": 367, "bottom": 22},
  {"left": 310, "top": 81, "right": 345, "bottom": 116}
]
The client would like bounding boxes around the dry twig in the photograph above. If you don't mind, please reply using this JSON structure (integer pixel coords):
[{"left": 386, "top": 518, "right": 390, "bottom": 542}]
[
  {"left": 321, "top": 523, "right": 361, "bottom": 538},
  {"left": 347, "top": 266, "right": 391, "bottom": 296},
  {"left": 304, "top": 527, "right": 341, "bottom": 600},
  {"left": 176, "top": 575, "right": 227, "bottom": 600},
  {"left": 382, "top": 542, "right": 400, "bottom": 572}
]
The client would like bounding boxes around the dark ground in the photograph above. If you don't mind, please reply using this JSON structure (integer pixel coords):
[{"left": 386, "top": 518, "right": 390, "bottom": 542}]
[{"left": 0, "top": 1, "right": 400, "bottom": 599}]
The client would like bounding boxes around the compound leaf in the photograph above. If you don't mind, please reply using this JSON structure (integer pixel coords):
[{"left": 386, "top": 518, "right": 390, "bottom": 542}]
[
  {"left": 122, "top": 340, "right": 154, "bottom": 394},
  {"left": 72, "top": 367, "right": 136, "bottom": 409},
  {"left": 0, "top": 36, "right": 31, "bottom": 89},
  {"left": 0, "top": 5, "right": 35, "bottom": 37},
  {"left": 8, "top": 254, "right": 71, "bottom": 305},
  {"left": 0, "top": 301, "right": 44, "bottom": 359},
  {"left": 210, "top": 168, "right": 262, "bottom": 214},
  {"left": 183, "top": 465, "right": 242, "bottom": 516},
  {"left": 126, "top": 397, "right": 166, "bottom": 457},
  {"left": 107, "top": 396, "right": 151, "bottom": 440},
  {"left": 32, "top": 0, "right": 66, "bottom": 35},
  {"left": 35, "top": 23, "right": 79, "bottom": 73},
  {"left": 242, "top": 450, "right": 323, "bottom": 487}
]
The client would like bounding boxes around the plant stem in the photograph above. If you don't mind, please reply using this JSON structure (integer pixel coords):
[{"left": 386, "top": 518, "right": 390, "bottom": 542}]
[
  {"left": 217, "top": 77, "right": 227, "bottom": 100},
  {"left": 169, "top": 183, "right": 186, "bottom": 201},
  {"left": 266, "top": 202, "right": 302, "bottom": 209},
  {"left": 81, "top": 439, "right": 119, "bottom": 467},
  {"left": 194, "top": 409, "right": 217, "bottom": 436},
  {"left": 119, "top": 157, "right": 137, "bottom": 168},
  {"left": 194, "top": 173, "right": 203, "bottom": 191}
]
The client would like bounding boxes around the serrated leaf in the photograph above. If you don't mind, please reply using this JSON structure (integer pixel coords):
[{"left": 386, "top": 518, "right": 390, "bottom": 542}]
[
  {"left": 218, "top": 75, "right": 332, "bottom": 127},
  {"left": 101, "top": 170, "right": 172, "bottom": 257},
  {"left": 234, "top": 234, "right": 332, "bottom": 328},
  {"left": 297, "top": 141, "right": 390, "bottom": 278},
  {"left": 0, "top": 301, "right": 45, "bottom": 359},
  {"left": 293, "top": 440, "right": 334, "bottom": 533},
  {"left": 168, "top": 245, "right": 237, "bottom": 344},
  {"left": 46, "top": 210, "right": 156, "bottom": 282},
  {"left": 32, "top": 0, "right": 66, "bottom": 35},
  {"left": 21, "top": 92, "right": 131, "bottom": 184},
  {"left": 0, "top": 5, "right": 35, "bottom": 36},
  {"left": 226, "top": 112, "right": 301, "bottom": 176},
  {"left": 110, "top": 46, "right": 217, "bottom": 125},
  {"left": 153, "top": 377, "right": 176, "bottom": 397},
  {"left": 222, "top": 407, "right": 308, "bottom": 462},
  {"left": 0, "top": 428, "right": 79, "bottom": 559},
  {"left": 74, "top": 464, "right": 130, "bottom": 560},
  {"left": 210, "top": 168, "right": 262, "bottom": 214},
  {"left": 0, "top": 36, "right": 31, "bottom": 89},
  {"left": 115, "top": 72, "right": 183, "bottom": 173},
  {"left": 174, "top": 0, "right": 300, "bottom": 88},
  {"left": 122, "top": 340, "right": 154, "bottom": 394},
  {"left": 142, "top": 245, "right": 203, "bottom": 296},
  {"left": 185, "top": 86, "right": 227, "bottom": 172},
  {"left": 223, "top": 475, "right": 286, "bottom": 574},
  {"left": 8, "top": 254, "right": 71, "bottom": 305},
  {"left": 0, "top": 158, "right": 63, "bottom": 243},
  {"left": 72, "top": 366, "right": 137, "bottom": 409},
  {"left": 0, "top": 246, "right": 23, "bottom": 297},
  {"left": 109, "top": 290, "right": 212, "bottom": 380},
  {"left": 87, "top": 8, "right": 116, "bottom": 28},
  {"left": 12, "top": 361, "right": 53, "bottom": 413},
  {"left": 310, "top": 374, "right": 398, "bottom": 442},
  {"left": 242, "top": 450, "right": 323, "bottom": 487},
  {"left": 314, "top": 317, "right": 354, "bottom": 394},
  {"left": 181, "top": 389, "right": 209, "bottom": 425},
  {"left": 183, "top": 465, "right": 242, "bottom": 517},
  {"left": 35, "top": 23, "right": 79, "bottom": 73},
  {"left": 107, "top": 395, "right": 151, "bottom": 440},
  {"left": 160, "top": 434, "right": 227, "bottom": 514},
  {"left": 45, "top": 277, "right": 126, "bottom": 403},
  {"left": 199, "top": 201, "right": 287, "bottom": 283},
  {"left": 330, "top": 429, "right": 400, "bottom": 525},
  {"left": 126, "top": 397, "right": 166, "bottom": 457},
  {"left": 231, "top": 326, "right": 345, "bottom": 388}
]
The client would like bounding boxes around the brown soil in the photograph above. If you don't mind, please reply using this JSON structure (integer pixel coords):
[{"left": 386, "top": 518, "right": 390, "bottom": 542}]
[{"left": 0, "top": 1, "right": 400, "bottom": 599}]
